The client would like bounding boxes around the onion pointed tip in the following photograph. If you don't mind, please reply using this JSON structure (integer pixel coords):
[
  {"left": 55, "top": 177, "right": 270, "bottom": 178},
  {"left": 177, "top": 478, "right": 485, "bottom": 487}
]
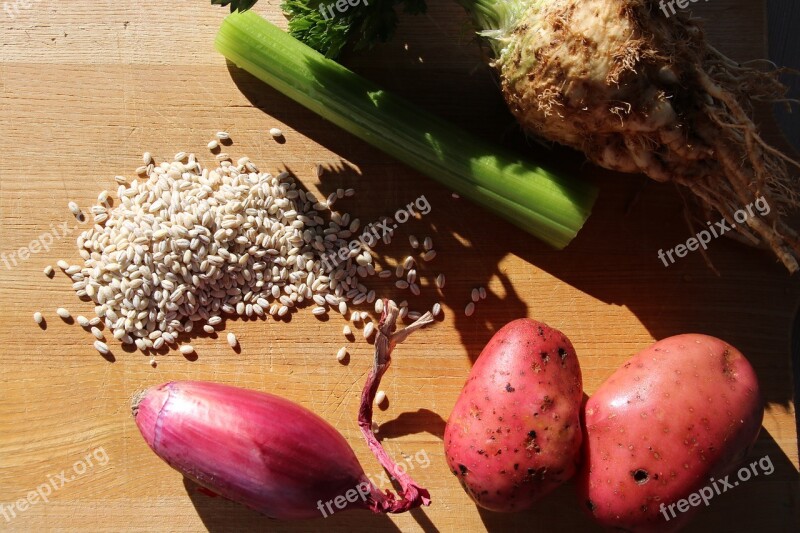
[{"left": 131, "top": 383, "right": 171, "bottom": 449}]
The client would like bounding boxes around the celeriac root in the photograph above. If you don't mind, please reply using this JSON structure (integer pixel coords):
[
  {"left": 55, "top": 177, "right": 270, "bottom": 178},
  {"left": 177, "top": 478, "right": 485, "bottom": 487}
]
[{"left": 492, "top": 0, "right": 800, "bottom": 271}]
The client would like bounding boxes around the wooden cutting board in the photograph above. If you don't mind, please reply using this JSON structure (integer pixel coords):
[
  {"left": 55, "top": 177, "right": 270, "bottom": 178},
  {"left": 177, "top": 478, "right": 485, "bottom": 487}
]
[{"left": 0, "top": 1, "right": 797, "bottom": 531}]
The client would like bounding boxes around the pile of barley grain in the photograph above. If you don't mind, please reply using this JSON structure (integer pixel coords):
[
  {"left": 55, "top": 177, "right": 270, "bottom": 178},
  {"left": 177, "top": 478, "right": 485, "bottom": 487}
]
[
  {"left": 49, "top": 135, "right": 463, "bottom": 358},
  {"left": 60, "top": 151, "right": 380, "bottom": 352}
]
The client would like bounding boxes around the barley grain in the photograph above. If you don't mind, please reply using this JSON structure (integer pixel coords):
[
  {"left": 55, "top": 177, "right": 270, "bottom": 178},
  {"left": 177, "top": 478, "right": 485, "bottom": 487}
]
[
  {"left": 435, "top": 273, "right": 445, "bottom": 289},
  {"left": 375, "top": 390, "right": 387, "bottom": 405},
  {"left": 471, "top": 288, "right": 480, "bottom": 302},
  {"left": 269, "top": 127, "right": 284, "bottom": 138},
  {"left": 464, "top": 302, "right": 475, "bottom": 317},
  {"left": 33, "top": 312, "right": 43, "bottom": 324},
  {"left": 43, "top": 265, "right": 54, "bottom": 277},
  {"left": 56, "top": 307, "right": 70, "bottom": 319},
  {"left": 422, "top": 250, "right": 437, "bottom": 262},
  {"left": 227, "top": 332, "right": 238, "bottom": 348},
  {"left": 432, "top": 302, "right": 441, "bottom": 317},
  {"left": 68, "top": 202, "right": 82, "bottom": 218},
  {"left": 334, "top": 347, "right": 347, "bottom": 363},
  {"left": 180, "top": 345, "right": 194, "bottom": 355},
  {"left": 363, "top": 322, "right": 375, "bottom": 339},
  {"left": 94, "top": 341, "right": 110, "bottom": 355}
]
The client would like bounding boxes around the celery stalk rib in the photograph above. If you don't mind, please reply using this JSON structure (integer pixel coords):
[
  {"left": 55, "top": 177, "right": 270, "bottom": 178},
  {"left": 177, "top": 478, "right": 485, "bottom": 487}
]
[{"left": 215, "top": 11, "right": 597, "bottom": 249}]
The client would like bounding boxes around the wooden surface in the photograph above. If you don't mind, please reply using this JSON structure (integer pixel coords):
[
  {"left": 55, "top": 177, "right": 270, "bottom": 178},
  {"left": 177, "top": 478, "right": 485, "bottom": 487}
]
[{"left": 1, "top": 2, "right": 798, "bottom": 532}]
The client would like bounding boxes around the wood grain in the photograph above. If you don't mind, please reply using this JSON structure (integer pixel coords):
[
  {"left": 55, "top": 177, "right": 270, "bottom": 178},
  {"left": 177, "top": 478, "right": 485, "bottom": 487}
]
[{"left": 0, "top": 1, "right": 797, "bottom": 532}]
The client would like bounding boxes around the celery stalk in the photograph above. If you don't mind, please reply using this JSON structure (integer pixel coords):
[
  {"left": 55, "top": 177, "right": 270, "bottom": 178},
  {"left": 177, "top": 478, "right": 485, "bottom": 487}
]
[{"left": 215, "top": 10, "right": 597, "bottom": 249}]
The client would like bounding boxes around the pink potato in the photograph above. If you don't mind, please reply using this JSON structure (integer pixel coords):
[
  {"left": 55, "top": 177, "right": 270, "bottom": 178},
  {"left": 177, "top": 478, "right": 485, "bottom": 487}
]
[
  {"left": 444, "top": 319, "right": 583, "bottom": 512},
  {"left": 578, "top": 334, "right": 763, "bottom": 531}
]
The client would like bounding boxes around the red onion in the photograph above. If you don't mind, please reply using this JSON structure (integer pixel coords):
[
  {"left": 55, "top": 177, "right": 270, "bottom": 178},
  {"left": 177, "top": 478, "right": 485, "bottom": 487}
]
[{"left": 132, "top": 300, "right": 433, "bottom": 520}]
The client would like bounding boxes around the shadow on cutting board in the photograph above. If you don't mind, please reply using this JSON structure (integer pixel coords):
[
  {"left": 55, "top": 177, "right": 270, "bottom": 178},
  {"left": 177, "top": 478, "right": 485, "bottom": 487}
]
[
  {"left": 472, "top": 427, "right": 798, "bottom": 532},
  {"left": 223, "top": 20, "right": 799, "bottom": 533},
  {"left": 224, "top": 55, "right": 800, "bottom": 527},
  {"left": 375, "top": 408, "right": 447, "bottom": 442},
  {"left": 212, "top": 2, "right": 799, "bottom": 530},
  {"left": 184, "top": 476, "right": 408, "bottom": 533},
  {"left": 225, "top": 58, "right": 800, "bottom": 414},
  {"left": 182, "top": 426, "right": 796, "bottom": 532}
]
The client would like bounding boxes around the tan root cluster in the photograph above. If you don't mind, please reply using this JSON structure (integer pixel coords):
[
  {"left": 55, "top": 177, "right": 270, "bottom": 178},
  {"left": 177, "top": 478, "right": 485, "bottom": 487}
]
[{"left": 498, "top": 0, "right": 800, "bottom": 271}]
